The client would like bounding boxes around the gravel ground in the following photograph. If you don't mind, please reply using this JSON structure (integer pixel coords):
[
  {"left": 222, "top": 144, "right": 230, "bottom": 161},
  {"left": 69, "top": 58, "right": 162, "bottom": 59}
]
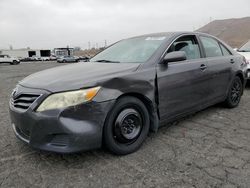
[{"left": 0, "top": 61, "right": 250, "bottom": 188}]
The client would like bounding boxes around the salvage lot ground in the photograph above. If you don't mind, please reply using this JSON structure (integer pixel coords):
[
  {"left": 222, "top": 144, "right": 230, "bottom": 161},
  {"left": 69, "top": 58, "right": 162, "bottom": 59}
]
[{"left": 0, "top": 61, "right": 250, "bottom": 187}]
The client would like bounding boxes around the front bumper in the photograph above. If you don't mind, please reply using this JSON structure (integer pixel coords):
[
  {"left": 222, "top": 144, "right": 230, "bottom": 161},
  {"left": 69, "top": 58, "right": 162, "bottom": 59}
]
[{"left": 9, "top": 85, "right": 115, "bottom": 153}]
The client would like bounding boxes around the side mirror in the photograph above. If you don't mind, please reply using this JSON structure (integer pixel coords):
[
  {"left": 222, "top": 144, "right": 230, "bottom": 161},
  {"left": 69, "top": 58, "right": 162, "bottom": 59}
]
[{"left": 163, "top": 51, "right": 187, "bottom": 64}]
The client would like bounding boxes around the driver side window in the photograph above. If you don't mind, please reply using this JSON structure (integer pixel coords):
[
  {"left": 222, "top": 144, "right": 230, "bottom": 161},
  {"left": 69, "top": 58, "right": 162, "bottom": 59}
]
[{"left": 167, "top": 35, "right": 201, "bottom": 60}]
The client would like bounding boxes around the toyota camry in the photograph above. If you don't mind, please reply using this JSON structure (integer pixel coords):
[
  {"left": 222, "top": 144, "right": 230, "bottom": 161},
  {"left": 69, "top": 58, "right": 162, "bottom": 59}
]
[{"left": 9, "top": 32, "right": 247, "bottom": 155}]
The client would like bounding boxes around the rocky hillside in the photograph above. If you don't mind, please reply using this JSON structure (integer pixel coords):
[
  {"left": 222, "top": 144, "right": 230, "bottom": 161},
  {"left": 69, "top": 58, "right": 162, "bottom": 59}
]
[{"left": 197, "top": 17, "right": 250, "bottom": 48}]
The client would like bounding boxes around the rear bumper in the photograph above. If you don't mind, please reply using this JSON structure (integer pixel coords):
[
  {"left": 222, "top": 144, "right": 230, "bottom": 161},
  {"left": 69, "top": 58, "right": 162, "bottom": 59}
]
[{"left": 9, "top": 86, "right": 115, "bottom": 153}]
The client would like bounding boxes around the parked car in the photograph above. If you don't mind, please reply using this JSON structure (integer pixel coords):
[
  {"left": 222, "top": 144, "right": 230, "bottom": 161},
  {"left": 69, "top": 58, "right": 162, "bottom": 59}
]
[
  {"left": 19, "top": 57, "right": 32, "bottom": 62},
  {"left": 40, "top": 57, "right": 50, "bottom": 61},
  {"left": 236, "top": 40, "right": 250, "bottom": 80},
  {"left": 9, "top": 32, "right": 247, "bottom": 155},
  {"left": 19, "top": 57, "right": 27, "bottom": 62},
  {"left": 50, "top": 55, "right": 57, "bottom": 61},
  {"left": 30, "top": 56, "right": 41, "bottom": 61},
  {"left": 77, "top": 56, "right": 89, "bottom": 62},
  {"left": 0, "top": 54, "right": 20, "bottom": 65},
  {"left": 57, "top": 56, "right": 78, "bottom": 63}
]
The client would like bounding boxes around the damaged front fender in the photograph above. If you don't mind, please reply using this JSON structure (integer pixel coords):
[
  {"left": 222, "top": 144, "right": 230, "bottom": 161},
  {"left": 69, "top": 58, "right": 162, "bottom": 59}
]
[{"left": 93, "top": 67, "right": 159, "bottom": 132}]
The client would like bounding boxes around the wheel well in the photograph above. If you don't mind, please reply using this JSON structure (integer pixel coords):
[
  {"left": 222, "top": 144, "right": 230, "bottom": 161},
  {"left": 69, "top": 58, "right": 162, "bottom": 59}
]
[
  {"left": 236, "top": 73, "right": 244, "bottom": 85},
  {"left": 117, "top": 93, "right": 159, "bottom": 132}
]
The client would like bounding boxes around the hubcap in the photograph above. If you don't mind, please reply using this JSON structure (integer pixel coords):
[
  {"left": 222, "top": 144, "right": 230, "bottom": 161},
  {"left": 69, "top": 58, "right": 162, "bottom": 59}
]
[
  {"left": 113, "top": 108, "right": 142, "bottom": 143},
  {"left": 231, "top": 80, "right": 241, "bottom": 104}
]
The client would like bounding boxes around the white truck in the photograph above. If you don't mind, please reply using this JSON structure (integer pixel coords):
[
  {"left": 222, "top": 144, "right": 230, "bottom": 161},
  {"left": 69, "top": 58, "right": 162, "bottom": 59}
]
[{"left": 0, "top": 54, "right": 20, "bottom": 65}]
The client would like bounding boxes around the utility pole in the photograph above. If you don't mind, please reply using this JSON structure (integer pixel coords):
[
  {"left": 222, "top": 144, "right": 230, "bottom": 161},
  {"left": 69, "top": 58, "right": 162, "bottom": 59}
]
[{"left": 66, "top": 45, "right": 70, "bottom": 56}]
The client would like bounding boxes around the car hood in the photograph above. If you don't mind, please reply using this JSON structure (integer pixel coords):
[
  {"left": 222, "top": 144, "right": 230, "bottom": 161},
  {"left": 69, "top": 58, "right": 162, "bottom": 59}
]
[
  {"left": 238, "top": 51, "right": 250, "bottom": 60},
  {"left": 19, "top": 62, "right": 140, "bottom": 92}
]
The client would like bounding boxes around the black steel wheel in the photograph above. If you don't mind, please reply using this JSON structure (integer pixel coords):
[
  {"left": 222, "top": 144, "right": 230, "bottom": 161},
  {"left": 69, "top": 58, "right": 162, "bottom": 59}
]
[
  {"left": 225, "top": 76, "right": 243, "bottom": 108},
  {"left": 113, "top": 108, "right": 142, "bottom": 144},
  {"left": 104, "top": 96, "right": 150, "bottom": 155}
]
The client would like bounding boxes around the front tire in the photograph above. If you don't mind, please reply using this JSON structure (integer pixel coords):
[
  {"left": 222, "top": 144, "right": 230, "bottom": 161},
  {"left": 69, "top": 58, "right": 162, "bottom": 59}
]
[
  {"left": 104, "top": 96, "right": 150, "bottom": 155},
  {"left": 224, "top": 76, "right": 243, "bottom": 108}
]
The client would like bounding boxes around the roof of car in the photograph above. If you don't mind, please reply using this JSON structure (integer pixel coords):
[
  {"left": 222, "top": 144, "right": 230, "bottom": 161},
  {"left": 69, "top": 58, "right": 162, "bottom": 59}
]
[{"left": 131, "top": 31, "right": 210, "bottom": 39}]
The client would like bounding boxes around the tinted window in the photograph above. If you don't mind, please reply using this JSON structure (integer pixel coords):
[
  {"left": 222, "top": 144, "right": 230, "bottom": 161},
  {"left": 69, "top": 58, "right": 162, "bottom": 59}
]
[
  {"left": 220, "top": 43, "right": 232, "bottom": 56},
  {"left": 167, "top": 35, "right": 201, "bottom": 60},
  {"left": 200, "top": 36, "right": 222, "bottom": 57}
]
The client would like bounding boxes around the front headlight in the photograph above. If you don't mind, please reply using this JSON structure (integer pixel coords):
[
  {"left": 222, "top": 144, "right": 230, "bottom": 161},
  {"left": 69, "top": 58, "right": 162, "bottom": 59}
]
[{"left": 36, "top": 86, "right": 100, "bottom": 112}]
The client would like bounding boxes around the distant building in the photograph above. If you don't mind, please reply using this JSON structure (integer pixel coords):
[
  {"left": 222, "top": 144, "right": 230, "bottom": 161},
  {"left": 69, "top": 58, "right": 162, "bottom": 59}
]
[
  {"left": 53, "top": 48, "right": 74, "bottom": 57},
  {"left": 0, "top": 49, "right": 51, "bottom": 58}
]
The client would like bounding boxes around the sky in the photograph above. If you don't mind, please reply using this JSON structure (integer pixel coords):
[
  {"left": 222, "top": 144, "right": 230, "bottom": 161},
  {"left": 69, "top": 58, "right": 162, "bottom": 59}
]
[{"left": 0, "top": 0, "right": 249, "bottom": 50}]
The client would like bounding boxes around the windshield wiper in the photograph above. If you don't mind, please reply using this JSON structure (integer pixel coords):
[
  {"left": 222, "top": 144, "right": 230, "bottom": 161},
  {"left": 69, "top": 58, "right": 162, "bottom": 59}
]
[{"left": 95, "top": 59, "right": 120, "bottom": 63}]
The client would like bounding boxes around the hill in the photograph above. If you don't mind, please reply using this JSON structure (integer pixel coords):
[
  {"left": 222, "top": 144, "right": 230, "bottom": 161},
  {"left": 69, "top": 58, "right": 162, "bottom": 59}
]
[{"left": 197, "top": 17, "right": 250, "bottom": 48}]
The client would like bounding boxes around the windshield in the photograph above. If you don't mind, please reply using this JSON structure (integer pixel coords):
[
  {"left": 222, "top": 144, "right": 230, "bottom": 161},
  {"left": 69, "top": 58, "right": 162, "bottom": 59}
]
[
  {"left": 239, "top": 40, "right": 250, "bottom": 52},
  {"left": 90, "top": 36, "right": 166, "bottom": 63}
]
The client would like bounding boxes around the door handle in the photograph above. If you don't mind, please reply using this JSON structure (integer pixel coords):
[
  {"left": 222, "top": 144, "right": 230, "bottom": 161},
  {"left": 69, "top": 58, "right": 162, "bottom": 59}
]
[
  {"left": 230, "top": 59, "right": 235, "bottom": 64},
  {"left": 200, "top": 64, "right": 207, "bottom": 71}
]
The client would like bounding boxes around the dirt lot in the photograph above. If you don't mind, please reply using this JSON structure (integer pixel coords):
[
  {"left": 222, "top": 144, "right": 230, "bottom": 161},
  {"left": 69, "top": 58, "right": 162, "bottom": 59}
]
[{"left": 0, "top": 61, "right": 250, "bottom": 188}]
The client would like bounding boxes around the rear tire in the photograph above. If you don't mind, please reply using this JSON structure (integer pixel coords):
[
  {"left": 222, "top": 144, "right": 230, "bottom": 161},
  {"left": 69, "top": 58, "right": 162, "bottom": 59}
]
[
  {"left": 104, "top": 96, "right": 150, "bottom": 155},
  {"left": 224, "top": 76, "right": 243, "bottom": 108}
]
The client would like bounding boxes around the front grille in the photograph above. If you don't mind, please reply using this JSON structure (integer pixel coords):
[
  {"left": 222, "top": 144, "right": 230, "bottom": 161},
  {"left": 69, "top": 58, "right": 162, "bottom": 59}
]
[{"left": 11, "top": 93, "right": 40, "bottom": 110}]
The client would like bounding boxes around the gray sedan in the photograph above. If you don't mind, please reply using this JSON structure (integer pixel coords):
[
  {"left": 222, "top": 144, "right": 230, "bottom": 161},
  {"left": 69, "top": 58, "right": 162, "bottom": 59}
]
[
  {"left": 57, "top": 56, "right": 78, "bottom": 63},
  {"left": 9, "top": 32, "right": 247, "bottom": 155}
]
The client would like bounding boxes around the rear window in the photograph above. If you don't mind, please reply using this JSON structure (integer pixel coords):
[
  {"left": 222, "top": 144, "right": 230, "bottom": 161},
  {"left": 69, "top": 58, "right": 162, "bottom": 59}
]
[
  {"left": 200, "top": 36, "right": 223, "bottom": 57},
  {"left": 220, "top": 43, "right": 232, "bottom": 56}
]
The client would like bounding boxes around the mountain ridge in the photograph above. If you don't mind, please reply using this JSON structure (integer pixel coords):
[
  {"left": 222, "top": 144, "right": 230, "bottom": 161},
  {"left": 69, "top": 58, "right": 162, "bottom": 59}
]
[{"left": 197, "top": 17, "right": 250, "bottom": 47}]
